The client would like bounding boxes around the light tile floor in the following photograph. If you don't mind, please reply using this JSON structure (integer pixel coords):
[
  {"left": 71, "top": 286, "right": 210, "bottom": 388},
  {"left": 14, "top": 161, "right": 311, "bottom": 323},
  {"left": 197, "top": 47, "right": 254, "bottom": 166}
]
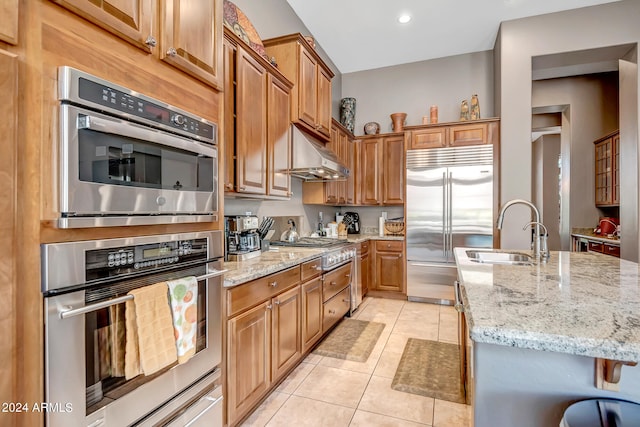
[{"left": 240, "top": 297, "right": 472, "bottom": 427}]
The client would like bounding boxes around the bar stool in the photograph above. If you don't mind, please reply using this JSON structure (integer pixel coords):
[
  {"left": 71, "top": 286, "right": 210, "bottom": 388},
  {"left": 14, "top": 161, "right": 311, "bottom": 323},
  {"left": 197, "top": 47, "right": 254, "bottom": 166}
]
[{"left": 560, "top": 398, "right": 640, "bottom": 426}]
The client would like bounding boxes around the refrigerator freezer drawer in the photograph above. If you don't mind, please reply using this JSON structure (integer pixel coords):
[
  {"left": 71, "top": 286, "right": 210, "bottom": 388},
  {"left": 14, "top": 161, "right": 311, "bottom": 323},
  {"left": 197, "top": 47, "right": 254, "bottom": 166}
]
[{"left": 406, "top": 262, "right": 456, "bottom": 305}]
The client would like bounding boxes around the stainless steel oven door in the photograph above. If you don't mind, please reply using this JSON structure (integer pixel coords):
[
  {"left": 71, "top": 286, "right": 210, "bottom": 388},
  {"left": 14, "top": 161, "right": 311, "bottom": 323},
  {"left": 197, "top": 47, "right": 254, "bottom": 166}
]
[
  {"left": 59, "top": 104, "right": 218, "bottom": 228},
  {"left": 44, "top": 262, "right": 223, "bottom": 427}
]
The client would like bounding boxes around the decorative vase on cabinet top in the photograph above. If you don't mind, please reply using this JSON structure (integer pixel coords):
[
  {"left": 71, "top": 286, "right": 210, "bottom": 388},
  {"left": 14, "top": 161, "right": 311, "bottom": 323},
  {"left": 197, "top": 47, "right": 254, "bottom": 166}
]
[
  {"left": 340, "top": 97, "right": 356, "bottom": 133},
  {"left": 364, "top": 122, "right": 380, "bottom": 135},
  {"left": 390, "top": 112, "right": 407, "bottom": 132}
]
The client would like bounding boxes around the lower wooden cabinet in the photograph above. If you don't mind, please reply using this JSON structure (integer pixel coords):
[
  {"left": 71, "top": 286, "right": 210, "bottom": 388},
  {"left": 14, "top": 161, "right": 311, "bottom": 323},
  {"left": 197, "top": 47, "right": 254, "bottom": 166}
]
[
  {"left": 322, "top": 287, "right": 351, "bottom": 333},
  {"left": 271, "top": 286, "right": 302, "bottom": 380},
  {"left": 301, "top": 276, "right": 323, "bottom": 352},
  {"left": 372, "top": 240, "right": 405, "bottom": 293},
  {"left": 359, "top": 241, "right": 370, "bottom": 297}
]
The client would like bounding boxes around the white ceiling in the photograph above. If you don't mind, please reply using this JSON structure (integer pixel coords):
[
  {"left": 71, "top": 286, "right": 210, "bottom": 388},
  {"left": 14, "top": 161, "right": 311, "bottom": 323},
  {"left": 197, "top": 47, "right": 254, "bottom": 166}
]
[{"left": 286, "top": 0, "right": 622, "bottom": 74}]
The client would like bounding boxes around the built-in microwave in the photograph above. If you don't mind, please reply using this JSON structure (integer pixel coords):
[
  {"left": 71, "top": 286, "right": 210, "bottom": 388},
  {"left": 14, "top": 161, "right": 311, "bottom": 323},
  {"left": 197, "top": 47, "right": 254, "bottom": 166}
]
[{"left": 57, "top": 66, "right": 218, "bottom": 228}]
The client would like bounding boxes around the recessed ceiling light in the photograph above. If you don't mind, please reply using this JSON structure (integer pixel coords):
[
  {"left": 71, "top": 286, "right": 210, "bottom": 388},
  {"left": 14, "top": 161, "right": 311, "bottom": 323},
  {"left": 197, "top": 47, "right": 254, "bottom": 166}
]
[{"left": 398, "top": 14, "right": 411, "bottom": 24}]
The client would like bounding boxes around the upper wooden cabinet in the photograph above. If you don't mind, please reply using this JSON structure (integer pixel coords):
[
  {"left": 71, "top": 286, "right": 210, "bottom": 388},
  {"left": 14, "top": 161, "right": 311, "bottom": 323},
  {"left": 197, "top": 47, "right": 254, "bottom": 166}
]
[
  {"left": 406, "top": 119, "right": 499, "bottom": 150},
  {"left": 381, "top": 135, "right": 405, "bottom": 205},
  {"left": 160, "top": 0, "right": 223, "bottom": 89},
  {"left": 51, "top": 0, "right": 223, "bottom": 90},
  {"left": 51, "top": 0, "right": 154, "bottom": 52},
  {"left": 594, "top": 130, "right": 620, "bottom": 207},
  {"left": 360, "top": 133, "right": 404, "bottom": 206},
  {"left": 263, "top": 33, "right": 334, "bottom": 141},
  {"left": 0, "top": 0, "right": 19, "bottom": 44},
  {"left": 224, "top": 28, "right": 293, "bottom": 198}
]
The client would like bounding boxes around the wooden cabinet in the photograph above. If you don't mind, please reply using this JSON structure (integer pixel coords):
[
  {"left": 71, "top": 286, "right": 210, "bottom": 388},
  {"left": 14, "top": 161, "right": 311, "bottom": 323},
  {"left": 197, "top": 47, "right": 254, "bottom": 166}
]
[
  {"left": 301, "top": 276, "right": 323, "bottom": 352},
  {"left": 372, "top": 240, "right": 405, "bottom": 293},
  {"left": 357, "top": 241, "right": 370, "bottom": 298},
  {"left": 360, "top": 134, "right": 404, "bottom": 206},
  {"left": 160, "top": 0, "right": 223, "bottom": 89},
  {"left": 594, "top": 130, "right": 620, "bottom": 207},
  {"left": 321, "top": 262, "right": 352, "bottom": 333},
  {"left": 52, "top": 0, "right": 223, "bottom": 89},
  {"left": 226, "top": 266, "right": 302, "bottom": 425},
  {"left": 263, "top": 33, "right": 334, "bottom": 141},
  {"left": 405, "top": 119, "right": 499, "bottom": 150},
  {"left": 224, "top": 28, "right": 293, "bottom": 198},
  {"left": 586, "top": 240, "right": 620, "bottom": 258},
  {"left": 1, "top": 0, "right": 18, "bottom": 44}
]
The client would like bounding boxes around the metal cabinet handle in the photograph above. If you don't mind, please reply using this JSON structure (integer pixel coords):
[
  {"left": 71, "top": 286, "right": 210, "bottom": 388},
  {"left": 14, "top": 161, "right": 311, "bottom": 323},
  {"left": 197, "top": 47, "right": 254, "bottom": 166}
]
[
  {"left": 145, "top": 35, "right": 157, "bottom": 48},
  {"left": 167, "top": 47, "right": 177, "bottom": 57},
  {"left": 274, "top": 300, "right": 281, "bottom": 306},
  {"left": 330, "top": 281, "right": 337, "bottom": 286},
  {"left": 269, "top": 281, "right": 278, "bottom": 287},
  {"left": 313, "top": 265, "right": 321, "bottom": 271},
  {"left": 328, "top": 309, "right": 336, "bottom": 314},
  {"left": 239, "top": 186, "right": 246, "bottom": 191},
  {"left": 266, "top": 304, "right": 273, "bottom": 310},
  {"left": 345, "top": 274, "right": 350, "bottom": 278},
  {"left": 342, "top": 299, "right": 350, "bottom": 303}
]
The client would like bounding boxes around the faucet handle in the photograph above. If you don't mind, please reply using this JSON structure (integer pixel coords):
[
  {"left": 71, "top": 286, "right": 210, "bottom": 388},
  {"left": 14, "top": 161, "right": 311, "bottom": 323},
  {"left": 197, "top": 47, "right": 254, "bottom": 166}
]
[{"left": 522, "top": 221, "right": 550, "bottom": 262}]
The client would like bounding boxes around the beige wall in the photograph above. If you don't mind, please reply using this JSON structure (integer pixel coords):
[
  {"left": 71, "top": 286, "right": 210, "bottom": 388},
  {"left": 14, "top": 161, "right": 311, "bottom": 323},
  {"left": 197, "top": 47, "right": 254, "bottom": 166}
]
[
  {"left": 532, "top": 134, "right": 561, "bottom": 250},
  {"left": 496, "top": 0, "right": 640, "bottom": 260},
  {"left": 342, "top": 51, "right": 494, "bottom": 136}
]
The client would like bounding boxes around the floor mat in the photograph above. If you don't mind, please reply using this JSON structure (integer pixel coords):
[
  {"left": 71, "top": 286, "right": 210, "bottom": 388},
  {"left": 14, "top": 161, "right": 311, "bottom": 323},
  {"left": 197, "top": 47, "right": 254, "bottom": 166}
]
[
  {"left": 313, "top": 319, "right": 385, "bottom": 362},
  {"left": 391, "top": 338, "right": 465, "bottom": 404}
]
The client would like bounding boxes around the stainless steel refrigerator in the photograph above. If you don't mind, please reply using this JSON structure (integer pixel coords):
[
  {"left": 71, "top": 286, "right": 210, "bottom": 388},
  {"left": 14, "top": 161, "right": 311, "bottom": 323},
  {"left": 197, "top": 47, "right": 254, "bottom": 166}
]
[{"left": 406, "top": 145, "right": 494, "bottom": 304}]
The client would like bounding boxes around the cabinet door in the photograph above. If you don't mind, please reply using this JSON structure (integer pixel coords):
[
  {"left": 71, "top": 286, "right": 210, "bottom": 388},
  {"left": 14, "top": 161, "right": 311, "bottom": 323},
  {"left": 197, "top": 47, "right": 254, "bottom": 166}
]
[
  {"left": 223, "top": 39, "right": 236, "bottom": 192},
  {"left": 297, "top": 45, "right": 317, "bottom": 129},
  {"left": 0, "top": 0, "right": 18, "bottom": 44},
  {"left": 409, "top": 128, "right": 447, "bottom": 149},
  {"left": 316, "top": 66, "right": 332, "bottom": 137},
  {"left": 595, "top": 138, "right": 613, "bottom": 206},
  {"left": 235, "top": 45, "right": 267, "bottom": 194},
  {"left": 227, "top": 301, "right": 271, "bottom": 425},
  {"left": 267, "top": 74, "right": 292, "bottom": 197},
  {"left": 360, "top": 253, "right": 369, "bottom": 297},
  {"left": 272, "top": 286, "right": 301, "bottom": 381},
  {"left": 323, "top": 126, "right": 339, "bottom": 204},
  {"left": 360, "top": 138, "right": 381, "bottom": 205},
  {"left": 382, "top": 135, "right": 405, "bottom": 204},
  {"left": 612, "top": 133, "right": 620, "bottom": 205},
  {"left": 374, "top": 250, "right": 404, "bottom": 292},
  {"left": 160, "top": 0, "right": 223, "bottom": 89},
  {"left": 301, "top": 277, "right": 323, "bottom": 352},
  {"left": 337, "top": 131, "right": 348, "bottom": 204},
  {"left": 449, "top": 123, "right": 488, "bottom": 146},
  {"left": 345, "top": 138, "right": 356, "bottom": 205}
]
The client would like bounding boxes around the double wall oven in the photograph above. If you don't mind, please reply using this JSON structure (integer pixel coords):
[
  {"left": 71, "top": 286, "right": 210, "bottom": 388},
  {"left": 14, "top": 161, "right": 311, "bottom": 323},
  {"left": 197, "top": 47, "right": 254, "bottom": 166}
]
[
  {"left": 58, "top": 66, "right": 218, "bottom": 228},
  {"left": 42, "top": 231, "right": 225, "bottom": 426}
]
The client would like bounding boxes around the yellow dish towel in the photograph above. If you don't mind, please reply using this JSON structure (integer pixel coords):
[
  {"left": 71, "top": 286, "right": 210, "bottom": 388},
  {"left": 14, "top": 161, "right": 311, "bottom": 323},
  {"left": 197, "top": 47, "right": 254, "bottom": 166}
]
[
  {"left": 167, "top": 276, "right": 199, "bottom": 364},
  {"left": 124, "top": 282, "right": 177, "bottom": 379}
]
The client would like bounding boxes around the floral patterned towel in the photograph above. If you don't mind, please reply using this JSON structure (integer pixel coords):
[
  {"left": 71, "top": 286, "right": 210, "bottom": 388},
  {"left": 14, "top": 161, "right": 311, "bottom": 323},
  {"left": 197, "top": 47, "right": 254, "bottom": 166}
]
[{"left": 167, "top": 276, "right": 199, "bottom": 364}]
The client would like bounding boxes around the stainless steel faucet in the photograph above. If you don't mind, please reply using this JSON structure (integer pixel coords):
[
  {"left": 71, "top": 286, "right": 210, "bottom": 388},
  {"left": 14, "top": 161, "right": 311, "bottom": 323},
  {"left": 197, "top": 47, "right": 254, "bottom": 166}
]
[
  {"left": 496, "top": 199, "right": 546, "bottom": 261},
  {"left": 523, "top": 221, "right": 550, "bottom": 262}
]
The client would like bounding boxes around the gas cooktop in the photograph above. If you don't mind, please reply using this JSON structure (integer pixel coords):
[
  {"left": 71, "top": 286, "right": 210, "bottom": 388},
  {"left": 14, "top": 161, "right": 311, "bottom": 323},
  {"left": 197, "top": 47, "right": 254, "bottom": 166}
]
[{"left": 269, "top": 237, "right": 348, "bottom": 248}]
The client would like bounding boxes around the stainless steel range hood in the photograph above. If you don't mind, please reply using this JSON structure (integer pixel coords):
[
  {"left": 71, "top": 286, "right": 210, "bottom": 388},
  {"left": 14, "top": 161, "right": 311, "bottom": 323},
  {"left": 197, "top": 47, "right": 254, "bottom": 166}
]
[{"left": 288, "top": 126, "right": 349, "bottom": 181}]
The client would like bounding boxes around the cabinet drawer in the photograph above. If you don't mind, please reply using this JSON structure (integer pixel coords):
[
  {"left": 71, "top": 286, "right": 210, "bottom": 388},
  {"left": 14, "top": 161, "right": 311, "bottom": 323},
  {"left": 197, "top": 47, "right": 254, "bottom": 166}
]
[
  {"left": 449, "top": 123, "right": 488, "bottom": 146},
  {"left": 322, "top": 286, "right": 350, "bottom": 333},
  {"left": 227, "top": 266, "right": 301, "bottom": 317},
  {"left": 375, "top": 240, "right": 404, "bottom": 252},
  {"left": 409, "top": 128, "right": 447, "bottom": 149},
  {"left": 359, "top": 241, "right": 370, "bottom": 256},
  {"left": 588, "top": 241, "right": 604, "bottom": 253},
  {"left": 301, "top": 257, "right": 322, "bottom": 281},
  {"left": 604, "top": 244, "right": 620, "bottom": 257},
  {"left": 322, "top": 262, "right": 352, "bottom": 302}
]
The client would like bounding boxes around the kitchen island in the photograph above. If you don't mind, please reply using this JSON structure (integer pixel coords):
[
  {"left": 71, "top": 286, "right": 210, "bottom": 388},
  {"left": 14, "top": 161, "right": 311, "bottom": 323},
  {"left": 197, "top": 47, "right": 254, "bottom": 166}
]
[{"left": 454, "top": 248, "right": 640, "bottom": 426}]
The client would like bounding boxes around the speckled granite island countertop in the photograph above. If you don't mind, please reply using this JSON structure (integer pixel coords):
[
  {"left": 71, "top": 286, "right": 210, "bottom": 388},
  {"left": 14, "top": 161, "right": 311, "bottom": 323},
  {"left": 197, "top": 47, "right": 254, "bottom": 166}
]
[
  {"left": 222, "top": 234, "right": 404, "bottom": 287},
  {"left": 454, "top": 247, "right": 640, "bottom": 362}
]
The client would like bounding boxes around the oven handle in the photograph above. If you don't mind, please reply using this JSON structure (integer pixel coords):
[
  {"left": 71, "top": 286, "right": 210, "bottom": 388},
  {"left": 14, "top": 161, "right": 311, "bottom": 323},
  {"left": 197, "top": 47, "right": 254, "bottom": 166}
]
[
  {"left": 59, "top": 267, "right": 228, "bottom": 319},
  {"left": 78, "top": 114, "right": 216, "bottom": 157}
]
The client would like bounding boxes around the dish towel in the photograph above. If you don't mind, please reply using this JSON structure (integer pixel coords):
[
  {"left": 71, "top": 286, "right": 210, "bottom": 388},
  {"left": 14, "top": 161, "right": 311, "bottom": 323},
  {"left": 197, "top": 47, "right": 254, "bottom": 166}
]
[
  {"left": 108, "top": 304, "right": 126, "bottom": 378},
  {"left": 167, "top": 276, "right": 199, "bottom": 364},
  {"left": 124, "top": 282, "right": 177, "bottom": 379}
]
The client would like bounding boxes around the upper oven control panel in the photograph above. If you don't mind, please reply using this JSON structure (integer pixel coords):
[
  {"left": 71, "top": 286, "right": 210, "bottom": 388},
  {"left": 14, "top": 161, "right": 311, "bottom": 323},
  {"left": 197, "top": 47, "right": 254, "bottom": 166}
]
[{"left": 58, "top": 66, "right": 217, "bottom": 145}]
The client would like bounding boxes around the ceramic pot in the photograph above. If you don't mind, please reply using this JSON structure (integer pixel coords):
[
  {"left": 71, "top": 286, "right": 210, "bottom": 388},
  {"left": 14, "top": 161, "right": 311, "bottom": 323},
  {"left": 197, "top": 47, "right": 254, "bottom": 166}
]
[
  {"left": 390, "top": 112, "right": 407, "bottom": 132},
  {"left": 364, "top": 121, "right": 380, "bottom": 135},
  {"left": 470, "top": 94, "right": 480, "bottom": 120},
  {"left": 340, "top": 98, "right": 356, "bottom": 133}
]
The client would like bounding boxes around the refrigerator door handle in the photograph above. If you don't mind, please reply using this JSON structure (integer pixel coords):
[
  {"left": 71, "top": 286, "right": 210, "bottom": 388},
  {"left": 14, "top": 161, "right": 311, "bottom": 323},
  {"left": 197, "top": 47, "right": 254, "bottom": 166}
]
[
  {"left": 442, "top": 171, "right": 447, "bottom": 258},
  {"left": 448, "top": 171, "right": 453, "bottom": 260}
]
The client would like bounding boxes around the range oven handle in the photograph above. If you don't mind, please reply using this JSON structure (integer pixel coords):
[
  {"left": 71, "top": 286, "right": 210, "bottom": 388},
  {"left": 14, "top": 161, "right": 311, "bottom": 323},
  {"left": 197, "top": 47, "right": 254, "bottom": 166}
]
[
  {"left": 77, "top": 113, "right": 216, "bottom": 158},
  {"left": 59, "top": 267, "right": 228, "bottom": 319}
]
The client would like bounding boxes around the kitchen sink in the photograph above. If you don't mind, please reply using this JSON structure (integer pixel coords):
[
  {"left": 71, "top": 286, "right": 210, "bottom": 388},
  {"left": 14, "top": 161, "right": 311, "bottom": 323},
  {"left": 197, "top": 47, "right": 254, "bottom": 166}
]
[{"left": 465, "top": 250, "right": 533, "bottom": 265}]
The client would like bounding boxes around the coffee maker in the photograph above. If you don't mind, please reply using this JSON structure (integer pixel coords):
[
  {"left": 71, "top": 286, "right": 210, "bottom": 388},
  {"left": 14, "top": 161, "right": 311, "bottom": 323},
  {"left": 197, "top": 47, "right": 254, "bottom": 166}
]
[
  {"left": 343, "top": 212, "right": 361, "bottom": 234},
  {"left": 224, "top": 215, "right": 261, "bottom": 260}
]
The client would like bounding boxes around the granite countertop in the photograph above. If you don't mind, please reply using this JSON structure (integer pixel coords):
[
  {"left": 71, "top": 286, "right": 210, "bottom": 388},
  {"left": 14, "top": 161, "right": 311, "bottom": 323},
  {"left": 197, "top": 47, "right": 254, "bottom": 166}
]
[
  {"left": 454, "top": 247, "right": 640, "bottom": 362},
  {"left": 571, "top": 227, "right": 620, "bottom": 245},
  {"left": 222, "top": 234, "right": 404, "bottom": 287}
]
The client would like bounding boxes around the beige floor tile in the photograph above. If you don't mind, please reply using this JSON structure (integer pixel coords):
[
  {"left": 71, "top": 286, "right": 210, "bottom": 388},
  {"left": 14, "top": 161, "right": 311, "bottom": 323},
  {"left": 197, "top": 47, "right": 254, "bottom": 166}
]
[
  {"left": 275, "top": 362, "right": 315, "bottom": 394},
  {"left": 349, "top": 409, "right": 429, "bottom": 426},
  {"left": 382, "top": 333, "right": 411, "bottom": 354},
  {"left": 318, "top": 347, "right": 382, "bottom": 374},
  {"left": 372, "top": 349, "right": 403, "bottom": 378},
  {"left": 293, "top": 364, "right": 370, "bottom": 408},
  {"left": 240, "top": 391, "right": 290, "bottom": 427},
  {"left": 392, "top": 319, "right": 439, "bottom": 340},
  {"left": 265, "top": 395, "right": 355, "bottom": 427},
  {"left": 399, "top": 301, "right": 441, "bottom": 318},
  {"left": 433, "top": 399, "right": 472, "bottom": 427},
  {"left": 303, "top": 352, "right": 324, "bottom": 364},
  {"left": 438, "top": 307, "right": 459, "bottom": 344},
  {"left": 358, "top": 375, "right": 435, "bottom": 425}
]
